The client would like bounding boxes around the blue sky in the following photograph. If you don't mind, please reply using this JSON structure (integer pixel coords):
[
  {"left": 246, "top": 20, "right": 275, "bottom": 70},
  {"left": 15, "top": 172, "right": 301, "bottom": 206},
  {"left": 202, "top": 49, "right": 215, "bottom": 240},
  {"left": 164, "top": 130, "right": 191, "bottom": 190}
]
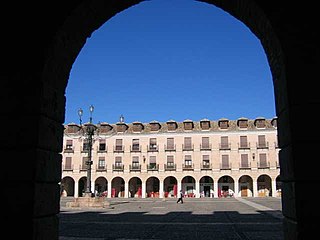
[{"left": 64, "top": 0, "right": 275, "bottom": 125}]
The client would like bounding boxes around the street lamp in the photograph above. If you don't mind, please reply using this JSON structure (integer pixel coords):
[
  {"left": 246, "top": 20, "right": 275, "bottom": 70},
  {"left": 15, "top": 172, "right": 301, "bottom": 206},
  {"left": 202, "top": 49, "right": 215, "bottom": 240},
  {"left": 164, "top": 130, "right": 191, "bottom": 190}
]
[{"left": 78, "top": 104, "right": 96, "bottom": 197}]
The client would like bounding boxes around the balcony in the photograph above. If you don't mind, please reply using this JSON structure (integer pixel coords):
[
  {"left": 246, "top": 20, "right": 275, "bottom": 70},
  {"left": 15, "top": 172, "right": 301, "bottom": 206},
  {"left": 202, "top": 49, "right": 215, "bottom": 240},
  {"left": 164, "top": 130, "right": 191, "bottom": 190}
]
[
  {"left": 164, "top": 163, "right": 176, "bottom": 171},
  {"left": 112, "top": 164, "right": 124, "bottom": 171},
  {"left": 257, "top": 161, "right": 270, "bottom": 169},
  {"left": 165, "top": 144, "right": 176, "bottom": 152},
  {"left": 201, "top": 163, "right": 212, "bottom": 170},
  {"left": 114, "top": 145, "right": 125, "bottom": 153},
  {"left": 256, "top": 142, "right": 269, "bottom": 149},
  {"left": 200, "top": 144, "right": 212, "bottom": 151},
  {"left": 63, "top": 146, "right": 74, "bottom": 153},
  {"left": 129, "top": 164, "right": 141, "bottom": 172},
  {"left": 220, "top": 162, "right": 232, "bottom": 170},
  {"left": 238, "top": 142, "right": 250, "bottom": 150},
  {"left": 182, "top": 144, "right": 194, "bottom": 151},
  {"left": 147, "top": 144, "right": 159, "bottom": 152},
  {"left": 96, "top": 164, "right": 107, "bottom": 172},
  {"left": 147, "top": 163, "right": 159, "bottom": 171},
  {"left": 239, "top": 162, "right": 251, "bottom": 170},
  {"left": 97, "top": 145, "right": 108, "bottom": 153},
  {"left": 182, "top": 163, "right": 194, "bottom": 171},
  {"left": 62, "top": 164, "right": 73, "bottom": 171},
  {"left": 219, "top": 143, "right": 231, "bottom": 150},
  {"left": 79, "top": 164, "right": 88, "bottom": 171},
  {"left": 130, "top": 145, "right": 141, "bottom": 152}
]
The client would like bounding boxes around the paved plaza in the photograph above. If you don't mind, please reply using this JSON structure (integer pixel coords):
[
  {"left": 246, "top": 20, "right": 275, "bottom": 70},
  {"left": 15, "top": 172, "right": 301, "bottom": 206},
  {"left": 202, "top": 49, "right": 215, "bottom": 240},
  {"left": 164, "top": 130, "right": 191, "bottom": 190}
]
[{"left": 59, "top": 197, "right": 283, "bottom": 240}]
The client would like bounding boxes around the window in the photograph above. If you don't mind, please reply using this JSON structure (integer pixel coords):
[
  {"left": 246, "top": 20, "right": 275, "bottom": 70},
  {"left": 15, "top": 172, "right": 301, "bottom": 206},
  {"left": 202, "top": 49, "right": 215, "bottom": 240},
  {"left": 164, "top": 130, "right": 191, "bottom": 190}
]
[
  {"left": 149, "top": 138, "right": 157, "bottom": 150},
  {"left": 219, "top": 120, "right": 229, "bottom": 129},
  {"left": 220, "top": 136, "right": 230, "bottom": 149},
  {"left": 183, "top": 121, "right": 193, "bottom": 130},
  {"left": 202, "top": 155, "right": 210, "bottom": 166},
  {"left": 99, "top": 139, "right": 106, "bottom": 151},
  {"left": 64, "top": 157, "right": 72, "bottom": 170},
  {"left": 150, "top": 122, "right": 161, "bottom": 131},
  {"left": 200, "top": 120, "right": 210, "bottom": 130},
  {"left": 132, "top": 139, "right": 140, "bottom": 151},
  {"left": 255, "top": 118, "right": 266, "bottom": 128},
  {"left": 166, "top": 138, "right": 175, "bottom": 150},
  {"left": 149, "top": 156, "right": 157, "bottom": 169},
  {"left": 201, "top": 137, "right": 210, "bottom": 149},
  {"left": 132, "top": 156, "right": 139, "bottom": 165},
  {"left": 221, "top": 155, "right": 229, "bottom": 169},
  {"left": 185, "top": 155, "right": 192, "bottom": 166},
  {"left": 82, "top": 157, "right": 89, "bottom": 170},
  {"left": 83, "top": 140, "right": 89, "bottom": 151},
  {"left": 238, "top": 119, "right": 248, "bottom": 128},
  {"left": 240, "top": 154, "right": 249, "bottom": 168},
  {"left": 259, "top": 153, "right": 268, "bottom": 168},
  {"left": 258, "top": 135, "right": 267, "bottom": 148},
  {"left": 184, "top": 137, "right": 192, "bottom": 150},
  {"left": 98, "top": 157, "right": 105, "bottom": 169},
  {"left": 167, "top": 155, "right": 174, "bottom": 166},
  {"left": 115, "top": 156, "right": 122, "bottom": 167},
  {"left": 66, "top": 140, "right": 73, "bottom": 150},
  {"left": 115, "top": 139, "right": 123, "bottom": 151},
  {"left": 240, "top": 136, "right": 248, "bottom": 148}
]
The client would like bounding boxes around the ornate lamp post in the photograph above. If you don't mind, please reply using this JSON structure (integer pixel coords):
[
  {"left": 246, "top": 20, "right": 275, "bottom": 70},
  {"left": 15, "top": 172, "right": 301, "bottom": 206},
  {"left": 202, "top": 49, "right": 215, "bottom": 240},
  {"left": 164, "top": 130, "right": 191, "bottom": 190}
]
[{"left": 78, "top": 105, "right": 96, "bottom": 197}]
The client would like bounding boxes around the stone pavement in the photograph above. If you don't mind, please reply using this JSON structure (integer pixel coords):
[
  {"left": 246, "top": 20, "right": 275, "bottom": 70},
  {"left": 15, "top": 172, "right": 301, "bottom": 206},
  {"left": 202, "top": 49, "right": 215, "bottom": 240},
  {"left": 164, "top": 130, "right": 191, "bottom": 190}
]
[{"left": 59, "top": 197, "right": 283, "bottom": 240}]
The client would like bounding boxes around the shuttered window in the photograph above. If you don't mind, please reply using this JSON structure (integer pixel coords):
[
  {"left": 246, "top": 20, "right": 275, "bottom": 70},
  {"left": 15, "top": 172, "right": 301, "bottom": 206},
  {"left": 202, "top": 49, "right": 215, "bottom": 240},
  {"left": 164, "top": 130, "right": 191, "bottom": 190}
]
[
  {"left": 202, "top": 155, "right": 210, "bottom": 165},
  {"left": 66, "top": 140, "right": 73, "bottom": 149},
  {"left": 240, "top": 136, "right": 248, "bottom": 148},
  {"left": 202, "top": 137, "right": 209, "bottom": 149},
  {"left": 221, "top": 155, "right": 229, "bottom": 168},
  {"left": 65, "top": 157, "right": 72, "bottom": 169},
  {"left": 115, "top": 139, "right": 123, "bottom": 151},
  {"left": 167, "top": 138, "right": 174, "bottom": 150},
  {"left": 167, "top": 156, "right": 174, "bottom": 166},
  {"left": 258, "top": 135, "right": 266, "bottom": 147},
  {"left": 82, "top": 157, "right": 89, "bottom": 170},
  {"left": 132, "top": 139, "right": 140, "bottom": 151},
  {"left": 238, "top": 120, "right": 248, "bottom": 128},
  {"left": 184, "top": 137, "right": 192, "bottom": 149},
  {"left": 259, "top": 153, "right": 267, "bottom": 167},
  {"left": 115, "top": 156, "right": 122, "bottom": 167},
  {"left": 185, "top": 155, "right": 192, "bottom": 166},
  {"left": 184, "top": 122, "right": 193, "bottom": 130},
  {"left": 200, "top": 121, "right": 210, "bottom": 130},
  {"left": 221, "top": 136, "right": 229, "bottom": 149},
  {"left": 149, "top": 156, "right": 156, "bottom": 163},
  {"left": 241, "top": 154, "right": 249, "bottom": 168},
  {"left": 219, "top": 121, "right": 228, "bottom": 129}
]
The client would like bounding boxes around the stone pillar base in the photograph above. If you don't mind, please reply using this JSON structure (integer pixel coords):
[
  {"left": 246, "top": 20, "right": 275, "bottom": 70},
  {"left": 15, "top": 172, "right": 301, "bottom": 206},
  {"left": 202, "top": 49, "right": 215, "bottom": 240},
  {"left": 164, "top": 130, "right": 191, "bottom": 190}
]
[{"left": 66, "top": 196, "right": 109, "bottom": 208}]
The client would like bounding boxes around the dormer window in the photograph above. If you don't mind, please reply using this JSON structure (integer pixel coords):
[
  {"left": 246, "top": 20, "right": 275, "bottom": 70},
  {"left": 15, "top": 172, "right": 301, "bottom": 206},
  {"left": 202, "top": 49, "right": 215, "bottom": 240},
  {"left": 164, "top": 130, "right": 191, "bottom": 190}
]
[
  {"left": 116, "top": 122, "right": 128, "bottom": 132},
  {"left": 271, "top": 117, "right": 277, "bottom": 128},
  {"left": 65, "top": 123, "right": 81, "bottom": 134},
  {"left": 183, "top": 120, "right": 194, "bottom": 131},
  {"left": 149, "top": 121, "right": 161, "bottom": 131},
  {"left": 254, "top": 117, "right": 266, "bottom": 128},
  {"left": 132, "top": 122, "right": 144, "bottom": 132},
  {"left": 200, "top": 119, "right": 211, "bottom": 130},
  {"left": 237, "top": 118, "right": 248, "bottom": 129},
  {"left": 98, "top": 123, "right": 113, "bottom": 133},
  {"left": 167, "top": 120, "right": 177, "bottom": 131},
  {"left": 218, "top": 119, "right": 229, "bottom": 129}
]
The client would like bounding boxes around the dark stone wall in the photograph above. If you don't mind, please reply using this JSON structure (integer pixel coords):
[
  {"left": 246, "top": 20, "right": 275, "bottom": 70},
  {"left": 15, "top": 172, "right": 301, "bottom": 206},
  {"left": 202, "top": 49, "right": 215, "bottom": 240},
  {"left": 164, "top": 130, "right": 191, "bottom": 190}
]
[{"left": 1, "top": 1, "right": 318, "bottom": 239}]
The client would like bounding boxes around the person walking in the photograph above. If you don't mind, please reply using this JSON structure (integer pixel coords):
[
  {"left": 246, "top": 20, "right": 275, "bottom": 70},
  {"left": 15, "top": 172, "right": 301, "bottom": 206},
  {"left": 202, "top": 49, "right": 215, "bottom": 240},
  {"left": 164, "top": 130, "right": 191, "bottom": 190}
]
[{"left": 177, "top": 190, "right": 184, "bottom": 204}]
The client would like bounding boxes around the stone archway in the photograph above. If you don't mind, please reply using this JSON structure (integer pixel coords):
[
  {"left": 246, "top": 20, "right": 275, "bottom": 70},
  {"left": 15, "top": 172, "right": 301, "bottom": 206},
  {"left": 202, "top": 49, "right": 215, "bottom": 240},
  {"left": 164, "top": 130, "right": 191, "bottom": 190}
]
[{"left": 3, "top": 1, "right": 318, "bottom": 239}]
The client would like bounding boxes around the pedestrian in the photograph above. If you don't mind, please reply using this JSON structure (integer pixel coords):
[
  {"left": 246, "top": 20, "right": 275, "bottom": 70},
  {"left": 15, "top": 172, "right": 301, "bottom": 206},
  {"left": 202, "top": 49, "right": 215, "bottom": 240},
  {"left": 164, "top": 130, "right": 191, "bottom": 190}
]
[{"left": 177, "top": 190, "right": 184, "bottom": 204}]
